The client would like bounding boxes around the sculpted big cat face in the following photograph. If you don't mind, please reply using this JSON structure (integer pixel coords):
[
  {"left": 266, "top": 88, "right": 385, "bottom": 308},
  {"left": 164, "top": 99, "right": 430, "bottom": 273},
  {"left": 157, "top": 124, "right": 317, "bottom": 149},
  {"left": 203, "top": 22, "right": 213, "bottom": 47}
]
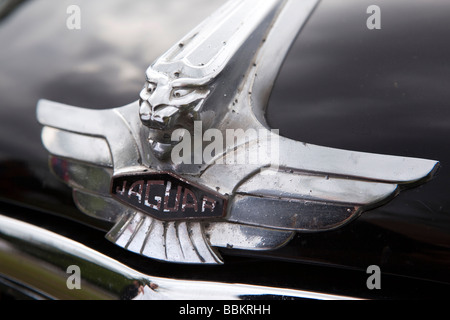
[{"left": 139, "top": 70, "right": 210, "bottom": 132}]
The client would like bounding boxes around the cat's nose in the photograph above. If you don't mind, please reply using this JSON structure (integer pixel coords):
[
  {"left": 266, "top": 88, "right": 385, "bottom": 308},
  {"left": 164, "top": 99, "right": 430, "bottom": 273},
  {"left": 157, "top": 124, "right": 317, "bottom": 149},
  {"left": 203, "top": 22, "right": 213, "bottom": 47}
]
[
  {"left": 139, "top": 100, "right": 152, "bottom": 121},
  {"left": 147, "top": 97, "right": 166, "bottom": 112},
  {"left": 140, "top": 82, "right": 173, "bottom": 110}
]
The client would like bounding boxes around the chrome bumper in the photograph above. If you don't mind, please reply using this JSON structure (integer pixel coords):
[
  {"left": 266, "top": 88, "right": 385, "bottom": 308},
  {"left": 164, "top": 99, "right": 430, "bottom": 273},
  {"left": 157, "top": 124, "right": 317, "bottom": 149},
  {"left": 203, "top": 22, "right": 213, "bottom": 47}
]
[{"left": 0, "top": 214, "right": 357, "bottom": 300}]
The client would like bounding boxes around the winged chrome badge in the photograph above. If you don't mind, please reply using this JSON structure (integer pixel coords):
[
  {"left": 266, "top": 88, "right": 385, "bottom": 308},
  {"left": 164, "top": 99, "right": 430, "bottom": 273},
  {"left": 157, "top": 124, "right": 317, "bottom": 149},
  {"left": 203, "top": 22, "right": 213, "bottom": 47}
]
[{"left": 36, "top": 0, "right": 439, "bottom": 264}]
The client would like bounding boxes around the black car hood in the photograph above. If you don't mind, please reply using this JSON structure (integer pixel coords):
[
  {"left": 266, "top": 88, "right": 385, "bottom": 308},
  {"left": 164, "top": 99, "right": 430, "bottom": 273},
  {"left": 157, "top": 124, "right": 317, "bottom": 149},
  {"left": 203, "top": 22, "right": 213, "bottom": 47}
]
[
  {"left": 265, "top": 0, "right": 450, "bottom": 284},
  {"left": 0, "top": 0, "right": 449, "bottom": 292}
]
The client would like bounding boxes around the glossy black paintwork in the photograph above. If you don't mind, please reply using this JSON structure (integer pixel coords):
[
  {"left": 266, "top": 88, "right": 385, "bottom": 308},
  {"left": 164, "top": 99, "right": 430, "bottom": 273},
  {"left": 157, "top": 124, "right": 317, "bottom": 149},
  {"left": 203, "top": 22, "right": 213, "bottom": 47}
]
[
  {"left": 266, "top": 0, "right": 450, "bottom": 285},
  {"left": 0, "top": 0, "right": 449, "bottom": 296},
  {"left": 0, "top": 0, "right": 226, "bottom": 228}
]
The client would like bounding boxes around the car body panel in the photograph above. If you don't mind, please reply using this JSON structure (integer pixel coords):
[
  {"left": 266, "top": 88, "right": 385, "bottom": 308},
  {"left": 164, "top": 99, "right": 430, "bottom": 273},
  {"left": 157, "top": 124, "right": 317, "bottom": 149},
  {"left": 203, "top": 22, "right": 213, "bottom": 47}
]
[{"left": 0, "top": 0, "right": 449, "bottom": 299}]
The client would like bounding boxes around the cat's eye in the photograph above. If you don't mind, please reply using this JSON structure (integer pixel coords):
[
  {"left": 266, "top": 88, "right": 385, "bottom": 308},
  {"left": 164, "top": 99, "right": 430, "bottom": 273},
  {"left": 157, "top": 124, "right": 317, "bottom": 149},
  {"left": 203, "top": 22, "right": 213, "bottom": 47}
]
[
  {"left": 172, "top": 88, "right": 194, "bottom": 98},
  {"left": 146, "top": 82, "right": 157, "bottom": 93}
]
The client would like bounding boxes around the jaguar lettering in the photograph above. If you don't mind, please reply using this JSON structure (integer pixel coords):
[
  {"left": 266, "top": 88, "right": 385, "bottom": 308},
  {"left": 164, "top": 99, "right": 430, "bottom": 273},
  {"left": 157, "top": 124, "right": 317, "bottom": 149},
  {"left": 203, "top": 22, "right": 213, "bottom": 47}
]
[{"left": 111, "top": 172, "right": 227, "bottom": 220}]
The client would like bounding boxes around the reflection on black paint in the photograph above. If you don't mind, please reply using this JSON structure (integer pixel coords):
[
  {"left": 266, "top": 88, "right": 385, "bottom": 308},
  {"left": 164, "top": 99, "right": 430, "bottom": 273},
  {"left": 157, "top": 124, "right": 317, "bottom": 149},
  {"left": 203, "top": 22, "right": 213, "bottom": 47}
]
[
  {"left": 267, "top": 0, "right": 450, "bottom": 205},
  {"left": 265, "top": 0, "right": 450, "bottom": 281},
  {"left": 268, "top": 0, "right": 450, "bottom": 157},
  {"left": 0, "top": 0, "right": 27, "bottom": 22},
  {"left": 0, "top": 0, "right": 224, "bottom": 210},
  {"left": 0, "top": 0, "right": 449, "bottom": 289}
]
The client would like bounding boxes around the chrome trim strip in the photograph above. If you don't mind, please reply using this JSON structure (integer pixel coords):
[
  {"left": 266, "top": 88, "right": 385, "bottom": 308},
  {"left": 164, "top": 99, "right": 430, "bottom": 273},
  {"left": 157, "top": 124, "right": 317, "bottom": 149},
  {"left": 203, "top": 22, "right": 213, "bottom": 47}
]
[{"left": 0, "top": 214, "right": 358, "bottom": 300}]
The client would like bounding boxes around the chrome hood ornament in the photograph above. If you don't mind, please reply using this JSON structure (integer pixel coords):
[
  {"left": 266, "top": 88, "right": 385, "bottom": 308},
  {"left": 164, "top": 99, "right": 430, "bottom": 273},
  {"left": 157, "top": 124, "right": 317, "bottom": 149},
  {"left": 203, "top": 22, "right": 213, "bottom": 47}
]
[{"left": 37, "top": 0, "right": 439, "bottom": 264}]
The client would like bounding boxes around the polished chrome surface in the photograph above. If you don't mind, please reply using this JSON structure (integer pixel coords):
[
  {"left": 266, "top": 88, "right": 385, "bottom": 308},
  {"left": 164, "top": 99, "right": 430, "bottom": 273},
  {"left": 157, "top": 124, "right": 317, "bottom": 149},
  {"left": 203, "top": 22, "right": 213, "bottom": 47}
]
[
  {"left": 105, "top": 211, "right": 223, "bottom": 264},
  {"left": 37, "top": 0, "right": 439, "bottom": 264},
  {"left": 42, "top": 127, "right": 113, "bottom": 167},
  {"left": 205, "top": 222, "right": 293, "bottom": 251},
  {"left": 139, "top": 0, "right": 283, "bottom": 156},
  {"left": 0, "top": 214, "right": 357, "bottom": 300}
]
